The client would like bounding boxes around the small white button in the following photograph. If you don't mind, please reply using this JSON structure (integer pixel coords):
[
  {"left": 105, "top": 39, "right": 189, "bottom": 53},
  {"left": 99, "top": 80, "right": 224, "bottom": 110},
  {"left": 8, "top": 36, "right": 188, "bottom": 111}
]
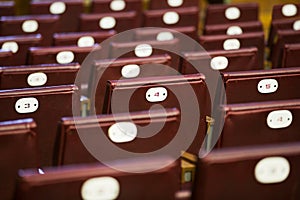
[
  {"left": 1, "top": 41, "right": 19, "bottom": 53},
  {"left": 167, "top": 0, "right": 183, "bottom": 7},
  {"left": 255, "top": 157, "right": 290, "bottom": 184},
  {"left": 225, "top": 7, "right": 241, "bottom": 20},
  {"left": 99, "top": 16, "right": 116, "bottom": 29},
  {"left": 15, "top": 97, "right": 39, "bottom": 114},
  {"left": 226, "top": 26, "right": 243, "bottom": 35},
  {"left": 282, "top": 4, "right": 297, "bottom": 17},
  {"left": 22, "top": 20, "right": 38, "bottom": 33},
  {"left": 163, "top": 11, "right": 180, "bottom": 25},
  {"left": 156, "top": 31, "right": 174, "bottom": 41},
  {"left": 110, "top": 0, "right": 126, "bottom": 11},
  {"left": 146, "top": 87, "right": 168, "bottom": 103},
  {"left": 108, "top": 122, "right": 137, "bottom": 143},
  {"left": 210, "top": 56, "right": 229, "bottom": 70},
  {"left": 293, "top": 20, "right": 300, "bottom": 31},
  {"left": 134, "top": 44, "right": 153, "bottom": 57},
  {"left": 121, "top": 64, "right": 140, "bottom": 78},
  {"left": 56, "top": 51, "right": 75, "bottom": 64},
  {"left": 77, "top": 36, "right": 95, "bottom": 47},
  {"left": 257, "top": 79, "right": 278, "bottom": 94},
  {"left": 81, "top": 177, "right": 120, "bottom": 200},
  {"left": 267, "top": 110, "right": 293, "bottom": 129},
  {"left": 49, "top": 1, "right": 66, "bottom": 14},
  {"left": 27, "top": 72, "right": 47, "bottom": 87},
  {"left": 223, "top": 39, "right": 240, "bottom": 50}
]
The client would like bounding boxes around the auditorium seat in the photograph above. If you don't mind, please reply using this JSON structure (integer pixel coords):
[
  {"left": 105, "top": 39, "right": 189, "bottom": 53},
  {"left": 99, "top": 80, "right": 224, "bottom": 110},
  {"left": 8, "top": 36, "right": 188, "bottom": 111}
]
[
  {"left": 0, "top": 15, "right": 59, "bottom": 46},
  {"left": 217, "top": 99, "right": 300, "bottom": 148},
  {"left": 271, "top": 29, "right": 300, "bottom": 68},
  {"left": 79, "top": 11, "right": 140, "bottom": 33},
  {"left": 268, "top": 16, "right": 300, "bottom": 51},
  {"left": 15, "top": 156, "right": 180, "bottom": 200},
  {"left": 143, "top": 7, "right": 199, "bottom": 28},
  {"left": 0, "top": 63, "right": 80, "bottom": 89},
  {"left": 199, "top": 32, "right": 265, "bottom": 69},
  {"left": 54, "top": 108, "right": 180, "bottom": 165},
  {"left": 109, "top": 38, "right": 181, "bottom": 69},
  {"left": 27, "top": 45, "right": 101, "bottom": 65},
  {"left": 26, "top": 45, "right": 103, "bottom": 96},
  {"left": 0, "top": 118, "right": 38, "bottom": 200},
  {"left": 271, "top": 3, "right": 300, "bottom": 21},
  {"left": 53, "top": 30, "right": 116, "bottom": 46},
  {"left": 221, "top": 67, "right": 300, "bottom": 104},
  {"left": 268, "top": 3, "right": 300, "bottom": 47},
  {"left": 204, "top": 3, "right": 259, "bottom": 26},
  {"left": 0, "top": 85, "right": 80, "bottom": 166},
  {"left": 91, "top": 0, "right": 142, "bottom": 26},
  {"left": 29, "top": 0, "right": 84, "bottom": 32},
  {"left": 204, "top": 20, "right": 263, "bottom": 35},
  {"left": 102, "top": 73, "right": 211, "bottom": 154},
  {"left": 0, "top": 34, "right": 42, "bottom": 65},
  {"left": 181, "top": 47, "right": 260, "bottom": 74},
  {"left": 193, "top": 142, "right": 300, "bottom": 199},
  {"left": 282, "top": 43, "right": 300, "bottom": 68},
  {"left": 88, "top": 54, "right": 177, "bottom": 114}
]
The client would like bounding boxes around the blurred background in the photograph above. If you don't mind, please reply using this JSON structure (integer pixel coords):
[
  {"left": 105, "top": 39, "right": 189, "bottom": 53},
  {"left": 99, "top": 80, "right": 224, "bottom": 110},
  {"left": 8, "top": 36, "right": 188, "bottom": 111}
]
[{"left": 4, "top": 0, "right": 299, "bottom": 37}]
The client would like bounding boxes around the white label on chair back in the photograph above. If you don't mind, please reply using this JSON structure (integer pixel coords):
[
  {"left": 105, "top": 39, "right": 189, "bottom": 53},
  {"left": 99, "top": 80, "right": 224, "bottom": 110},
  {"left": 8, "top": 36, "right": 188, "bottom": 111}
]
[
  {"left": 226, "top": 26, "right": 243, "bottom": 35},
  {"left": 146, "top": 87, "right": 168, "bottom": 102},
  {"left": 223, "top": 39, "right": 240, "bottom": 50},
  {"left": 15, "top": 97, "right": 39, "bottom": 114},
  {"left": 50, "top": 2, "right": 66, "bottom": 14},
  {"left": 121, "top": 64, "right": 140, "bottom": 78},
  {"left": 134, "top": 44, "right": 153, "bottom": 57},
  {"left": 255, "top": 157, "right": 290, "bottom": 184},
  {"left": 56, "top": 51, "right": 74, "bottom": 64},
  {"left": 163, "top": 11, "right": 180, "bottom": 25},
  {"left": 99, "top": 16, "right": 116, "bottom": 29},
  {"left": 110, "top": 0, "right": 126, "bottom": 11},
  {"left": 257, "top": 79, "right": 278, "bottom": 94},
  {"left": 282, "top": 4, "right": 297, "bottom": 17},
  {"left": 225, "top": 7, "right": 241, "bottom": 20},
  {"left": 293, "top": 20, "right": 300, "bottom": 31},
  {"left": 267, "top": 110, "right": 293, "bottom": 129},
  {"left": 81, "top": 177, "right": 120, "bottom": 200},
  {"left": 27, "top": 72, "right": 47, "bottom": 87},
  {"left": 108, "top": 122, "right": 137, "bottom": 143},
  {"left": 210, "top": 56, "right": 228, "bottom": 70},
  {"left": 77, "top": 36, "right": 95, "bottom": 47},
  {"left": 1, "top": 41, "right": 19, "bottom": 53},
  {"left": 156, "top": 31, "right": 174, "bottom": 41},
  {"left": 167, "top": 0, "right": 183, "bottom": 7},
  {"left": 22, "top": 20, "right": 38, "bottom": 33}
]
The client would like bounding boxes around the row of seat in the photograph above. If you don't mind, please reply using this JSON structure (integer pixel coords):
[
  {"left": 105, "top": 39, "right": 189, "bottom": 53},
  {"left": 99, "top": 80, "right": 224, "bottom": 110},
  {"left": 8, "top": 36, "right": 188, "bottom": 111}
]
[
  {"left": 194, "top": 3, "right": 300, "bottom": 199},
  {"left": 7, "top": 142, "right": 299, "bottom": 200},
  {"left": 1, "top": 0, "right": 200, "bottom": 16},
  {"left": 9, "top": 140, "right": 300, "bottom": 200},
  {"left": 1, "top": 1, "right": 300, "bottom": 200},
  {"left": 0, "top": 1, "right": 200, "bottom": 199},
  {"left": 268, "top": 3, "right": 300, "bottom": 68},
  {"left": 0, "top": 2, "right": 199, "bottom": 34}
]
